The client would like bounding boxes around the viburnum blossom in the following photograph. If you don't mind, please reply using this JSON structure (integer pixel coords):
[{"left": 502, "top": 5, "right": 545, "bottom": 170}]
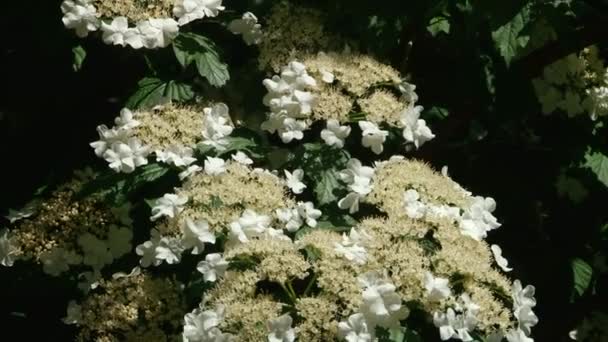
[
  {"left": 338, "top": 313, "right": 374, "bottom": 342},
  {"left": 267, "top": 314, "right": 296, "bottom": 342},
  {"left": 285, "top": 169, "right": 307, "bottom": 194},
  {"left": 181, "top": 218, "right": 216, "bottom": 254},
  {"left": 359, "top": 121, "right": 388, "bottom": 155},
  {"left": 424, "top": 271, "right": 452, "bottom": 301},
  {"left": 103, "top": 138, "right": 151, "bottom": 173},
  {"left": 358, "top": 272, "right": 409, "bottom": 327},
  {"left": 137, "top": 18, "right": 179, "bottom": 49},
  {"left": 0, "top": 229, "right": 19, "bottom": 267},
  {"left": 229, "top": 209, "right": 272, "bottom": 244},
  {"left": 182, "top": 305, "right": 231, "bottom": 342},
  {"left": 231, "top": 151, "right": 253, "bottom": 165},
  {"left": 196, "top": 253, "right": 229, "bottom": 282},
  {"left": 491, "top": 244, "right": 513, "bottom": 272},
  {"left": 400, "top": 104, "right": 435, "bottom": 148},
  {"left": 321, "top": 119, "right": 351, "bottom": 148},
  {"left": 459, "top": 196, "right": 501, "bottom": 240},
  {"left": 150, "top": 194, "right": 188, "bottom": 221},
  {"left": 101, "top": 17, "right": 143, "bottom": 48},
  {"left": 228, "top": 12, "right": 263, "bottom": 45},
  {"left": 204, "top": 157, "right": 227, "bottom": 175},
  {"left": 174, "top": 0, "right": 226, "bottom": 26},
  {"left": 61, "top": 0, "right": 100, "bottom": 38},
  {"left": 201, "top": 103, "right": 234, "bottom": 150},
  {"left": 155, "top": 144, "right": 197, "bottom": 167}
]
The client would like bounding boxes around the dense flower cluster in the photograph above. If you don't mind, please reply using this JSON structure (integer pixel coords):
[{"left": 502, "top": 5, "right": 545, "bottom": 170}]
[
  {"left": 261, "top": 53, "right": 434, "bottom": 151},
  {"left": 91, "top": 103, "right": 234, "bottom": 173},
  {"left": 64, "top": 268, "right": 186, "bottom": 341},
  {"left": 60, "top": 0, "right": 225, "bottom": 48},
  {"left": 533, "top": 45, "right": 608, "bottom": 120},
  {"left": 0, "top": 173, "right": 132, "bottom": 286}
]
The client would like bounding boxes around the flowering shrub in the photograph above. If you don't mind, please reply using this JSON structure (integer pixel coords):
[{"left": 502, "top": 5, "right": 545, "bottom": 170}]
[{"left": 1, "top": 0, "right": 608, "bottom": 341}]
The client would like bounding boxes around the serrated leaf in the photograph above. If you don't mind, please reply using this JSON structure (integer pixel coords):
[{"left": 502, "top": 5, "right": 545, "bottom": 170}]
[
  {"left": 72, "top": 46, "right": 86, "bottom": 72},
  {"left": 571, "top": 258, "right": 593, "bottom": 298},
  {"left": 173, "top": 32, "right": 230, "bottom": 87},
  {"left": 299, "top": 144, "right": 350, "bottom": 205},
  {"left": 427, "top": 17, "right": 450, "bottom": 36},
  {"left": 125, "top": 77, "right": 194, "bottom": 109},
  {"left": 583, "top": 151, "right": 608, "bottom": 187},
  {"left": 491, "top": 4, "right": 531, "bottom": 66}
]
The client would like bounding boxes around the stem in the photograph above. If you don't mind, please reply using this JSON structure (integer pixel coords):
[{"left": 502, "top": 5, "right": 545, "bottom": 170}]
[
  {"left": 280, "top": 283, "right": 296, "bottom": 304},
  {"left": 302, "top": 274, "right": 318, "bottom": 297},
  {"left": 286, "top": 281, "right": 297, "bottom": 300}
]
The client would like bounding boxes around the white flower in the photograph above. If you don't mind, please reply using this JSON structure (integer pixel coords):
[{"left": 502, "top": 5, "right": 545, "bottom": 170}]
[
  {"left": 433, "top": 308, "right": 475, "bottom": 341},
  {"left": 103, "top": 138, "right": 150, "bottom": 173},
  {"left": 511, "top": 280, "right": 538, "bottom": 336},
  {"left": 136, "top": 240, "right": 160, "bottom": 267},
  {"left": 100, "top": 17, "right": 143, "bottom": 49},
  {"left": 174, "top": 0, "right": 225, "bottom": 26},
  {"left": 229, "top": 209, "right": 271, "bottom": 244},
  {"left": 137, "top": 18, "right": 179, "bottom": 49},
  {"left": 40, "top": 248, "right": 82, "bottom": 276},
  {"left": 320, "top": 69, "right": 335, "bottom": 83},
  {"left": 201, "top": 103, "right": 234, "bottom": 150},
  {"left": 90, "top": 124, "right": 131, "bottom": 157},
  {"left": 150, "top": 193, "right": 188, "bottom": 221},
  {"left": 107, "top": 225, "right": 132, "bottom": 258},
  {"left": 321, "top": 119, "right": 351, "bottom": 148},
  {"left": 276, "top": 208, "right": 303, "bottom": 232},
  {"left": 181, "top": 218, "right": 216, "bottom": 254},
  {"left": 339, "top": 159, "right": 375, "bottom": 184},
  {"left": 110, "top": 202, "right": 133, "bottom": 226},
  {"left": 285, "top": 169, "right": 307, "bottom": 194},
  {"left": 204, "top": 157, "right": 226, "bottom": 175},
  {"left": 358, "top": 272, "right": 409, "bottom": 327},
  {"left": 155, "top": 145, "right": 197, "bottom": 167},
  {"left": 491, "top": 244, "right": 513, "bottom": 272},
  {"left": 398, "top": 81, "right": 419, "bottom": 103},
  {"left": 61, "top": 0, "right": 100, "bottom": 38},
  {"left": 179, "top": 165, "right": 203, "bottom": 180},
  {"left": 403, "top": 189, "right": 426, "bottom": 219},
  {"left": 338, "top": 192, "right": 365, "bottom": 214},
  {"left": 335, "top": 242, "right": 367, "bottom": 265},
  {"left": 5, "top": 200, "right": 38, "bottom": 223},
  {"left": 459, "top": 196, "right": 501, "bottom": 240},
  {"left": 268, "top": 314, "right": 296, "bottom": 342},
  {"left": 231, "top": 151, "right": 253, "bottom": 165},
  {"left": 228, "top": 12, "right": 262, "bottom": 45},
  {"left": 359, "top": 121, "right": 388, "bottom": 155},
  {"left": 62, "top": 301, "right": 82, "bottom": 325},
  {"left": 400, "top": 105, "right": 435, "bottom": 148},
  {"left": 296, "top": 201, "right": 322, "bottom": 227},
  {"left": 154, "top": 235, "right": 184, "bottom": 265},
  {"left": 424, "top": 272, "right": 452, "bottom": 301},
  {"left": 505, "top": 328, "right": 534, "bottom": 342},
  {"left": 278, "top": 117, "right": 307, "bottom": 143},
  {"left": 338, "top": 313, "right": 373, "bottom": 342},
  {"left": 78, "top": 233, "right": 113, "bottom": 269},
  {"left": 196, "top": 253, "right": 229, "bottom": 282},
  {"left": 183, "top": 305, "right": 230, "bottom": 342},
  {"left": 0, "top": 229, "right": 19, "bottom": 267}
]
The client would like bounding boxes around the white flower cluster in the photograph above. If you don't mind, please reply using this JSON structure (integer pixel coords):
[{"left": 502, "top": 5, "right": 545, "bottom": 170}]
[
  {"left": 183, "top": 304, "right": 234, "bottom": 341},
  {"left": 338, "top": 158, "right": 376, "bottom": 214},
  {"left": 228, "top": 12, "right": 263, "bottom": 45},
  {"left": 533, "top": 48, "right": 608, "bottom": 120},
  {"left": 44, "top": 225, "right": 132, "bottom": 277},
  {"left": 339, "top": 271, "right": 409, "bottom": 341},
  {"left": 276, "top": 201, "right": 322, "bottom": 233},
  {"left": 90, "top": 104, "right": 233, "bottom": 173},
  {"left": 433, "top": 294, "right": 480, "bottom": 341},
  {"left": 60, "top": 0, "right": 225, "bottom": 49},
  {"left": 334, "top": 228, "right": 372, "bottom": 265},
  {"left": 402, "top": 188, "right": 501, "bottom": 241},
  {"left": 261, "top": 61, "right": 318, "bottom": 143}
]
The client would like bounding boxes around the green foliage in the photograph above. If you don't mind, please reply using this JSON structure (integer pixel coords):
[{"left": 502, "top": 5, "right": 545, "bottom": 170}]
[
  {"left": 173, "top": 32, "right": 230, "bottom": 87},
  {"left": 125, "top": 77, "right": 194, "bottom": 109},
  {"left": 490, "top": 3, "right": 531, "bottom": 66},
  {"left": 583, "top": 150, "right": 608, "bottom": 188},
  {"left": 377, "top": 326, "right": 423, "bottom": 342},
  {"left": 78, "top": 163, "right": 173, "bottom": 205},
  {"left": 72, "top": 46, "right": 86, "bottom": 72},
  {"left": 571, "top": 258, "right": 593, "bottom": 300},
  {"left": 298, "top": 143, "right": 351, "bottom": 206},
  {"left": 427, "top": 16, "right": 451, "bottom": 36}
]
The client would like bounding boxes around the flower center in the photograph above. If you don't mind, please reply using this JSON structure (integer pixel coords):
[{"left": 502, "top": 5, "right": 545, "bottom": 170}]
[{"left": 93, "top": 0, "right": 175, "bottom": 23}]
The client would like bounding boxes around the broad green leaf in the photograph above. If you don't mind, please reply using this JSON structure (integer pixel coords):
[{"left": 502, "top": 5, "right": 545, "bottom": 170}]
[
  {"left": 78, "top": 163, "right": 171, "bottom": 205},
  {"left": 72, "top": 46, "right": 86, "bottom": 72},
  {"left": 555, "top": 173, "right": 588, "bottom": 203},
  {"left": 423, "top": 106, "right": 449, "bottom": 121},
  {"left": 427, "top": 17, "right": 450, "bottom": 36},
  {"left": 491, "top": 4, "right": 531, "bottom": 66},
  {"left": 125, "top": 77, "right": 194, "bottom": 109},
  {"left": 571, "top": 258, "right": 593, "bottom": 298},
  {"left": 299, "top": 144, "right": 351, "bottom": 205},
  {"left": 583, "top": 151, "right": 608, "bottom": 187},
  {"left": 173, "top": 32, "right": 230, "bottom": 87}
]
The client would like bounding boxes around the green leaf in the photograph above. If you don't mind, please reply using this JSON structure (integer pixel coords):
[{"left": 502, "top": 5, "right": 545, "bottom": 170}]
[
  {"left": 427, "top": 17, "right": 450, "bottom": 36},
  {"left": 173, "top": 32, "right": 230, "bottom": 87},
  {"left": 491, "top": 4, "right": 531, "bottom": 66},
  {"left": 555, "top": 173, "right": 588, "bottom": 204},
  {"left": 571, "top": 258, "right": 593, "bottom": 299},
  {"left": 423, "top": 106, "right": 449, "bottom": 121},
  {"left": 72, "top": 46, "right": 86, "bottom": 72},
  {"left": 125, "top": 77, "right": 194, "bottom": 109},
  {"left": 583, "top": 151, "right": 608, "bottom": 187},
  {"left": 78, "top": 164, "right": 171, "bottom": 205},
  {"left": 299, "top": 144, "right": 351, "bottom": 205}
]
